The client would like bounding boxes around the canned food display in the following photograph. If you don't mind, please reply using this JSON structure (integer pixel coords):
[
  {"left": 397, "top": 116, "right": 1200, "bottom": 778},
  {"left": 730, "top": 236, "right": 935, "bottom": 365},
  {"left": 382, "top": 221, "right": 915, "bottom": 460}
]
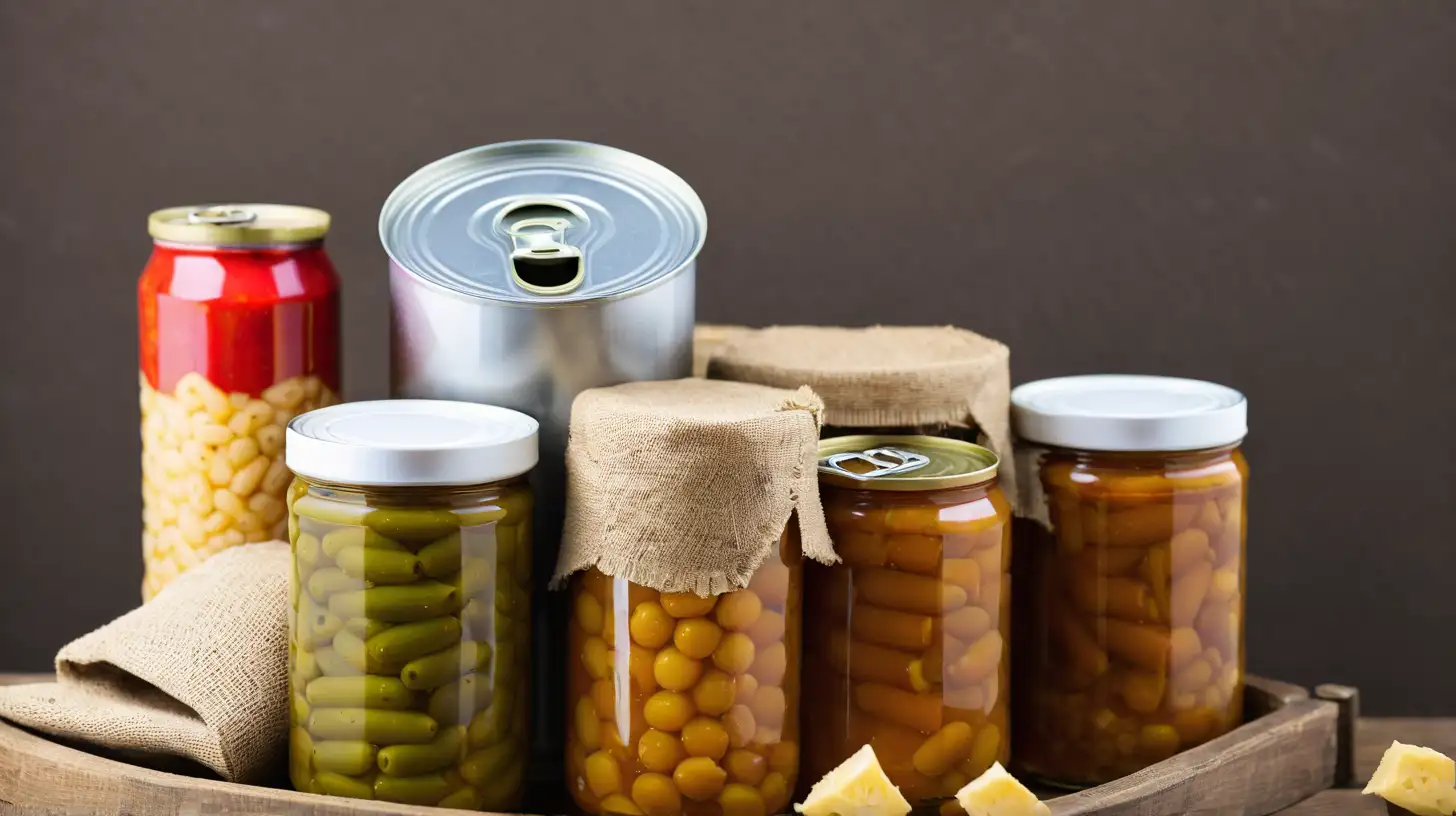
[
  {"left": 564, "top": 527, "right": 802, "bottom": 816},
  {"left": 803, "top": 436, "right": 1011, "bottom": 806},
  {"left": 285, "top": 400, "right": 539, "bottom": 809},
  {"left": 140, "top": 204, "right": 339, "bottom": 600},
  {"left": 1010, "top": 376, "right": 1249, "bottom": 788}
]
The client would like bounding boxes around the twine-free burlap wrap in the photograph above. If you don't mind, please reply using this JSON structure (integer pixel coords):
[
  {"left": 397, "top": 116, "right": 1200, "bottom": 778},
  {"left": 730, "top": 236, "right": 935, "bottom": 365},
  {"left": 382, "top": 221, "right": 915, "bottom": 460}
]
[
  {"left": 553, "top": 378, "right": 837, "bottom": 595},
  {"left": 706, "top": 325, "right": 1016, "bottom": 504},
  {"left": 0, "top": 542, "right": 289, "bottom": 782},
  {"left": 692, "top": 324, "right": 754, "bottom": 378}
]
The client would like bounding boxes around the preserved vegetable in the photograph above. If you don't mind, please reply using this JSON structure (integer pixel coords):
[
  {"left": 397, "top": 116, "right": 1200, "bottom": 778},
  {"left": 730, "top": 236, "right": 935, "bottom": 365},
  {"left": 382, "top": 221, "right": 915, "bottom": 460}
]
[
  {"left": 1015, "top": 448, "right": 1246, "bottom": 786},
  {"left": 1010, "top": 375, "right": 1248, "bottom": 788},
  {"left": 140, "top": 204, "right": 339, "bottom": 599},
  {"left": 564, "top": 528, "right": 802, "bottom": 816},
  {"left": 804, "top": 437, "right": 1011, "bottom": 806},
  {"left": 286, "top": 400, "right": 538, "bottom": 809}
]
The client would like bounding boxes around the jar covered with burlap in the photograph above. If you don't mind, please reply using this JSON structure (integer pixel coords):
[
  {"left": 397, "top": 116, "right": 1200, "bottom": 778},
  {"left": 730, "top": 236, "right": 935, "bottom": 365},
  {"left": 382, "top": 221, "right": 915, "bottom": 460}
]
[
  {"left": 284, "top": 400, "right": 539, "bottom": 810},
  {"left": 705, "top": 325, "right": 1014, "bottom": 502},
  {"left": 553, "top": 379, "right": 836, "bottom": 816}
]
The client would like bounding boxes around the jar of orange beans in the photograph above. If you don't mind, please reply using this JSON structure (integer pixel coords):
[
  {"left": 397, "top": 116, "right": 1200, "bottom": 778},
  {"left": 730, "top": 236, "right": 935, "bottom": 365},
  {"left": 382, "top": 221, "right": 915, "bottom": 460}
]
[
  {"left": 565, "top": 529, "right": 803, "bottom": 816},
  {"left": 1010, "top": 375, "right": 1248, "bottom": 788},
  {"left": 803, "top": 436, "right": 1011, "bottom": 807},
  {"left": 551, "top": 377, "right": 836, "bottom": 816}
]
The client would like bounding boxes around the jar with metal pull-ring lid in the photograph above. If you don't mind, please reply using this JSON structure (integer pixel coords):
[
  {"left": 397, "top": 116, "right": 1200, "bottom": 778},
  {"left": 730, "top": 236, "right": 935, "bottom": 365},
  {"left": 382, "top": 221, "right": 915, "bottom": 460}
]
[
  {"left": 1010, "top": 375, "right": 1248, "bottom": 788},
  {"left": 803, "top": 436, "right": 1012, "bottom": 806},
  {"left": 139, "top": 203, "right": 340, "bottom": 600},
  {"left": 285, "top": 400, "right": 537, "bottom": 809}
]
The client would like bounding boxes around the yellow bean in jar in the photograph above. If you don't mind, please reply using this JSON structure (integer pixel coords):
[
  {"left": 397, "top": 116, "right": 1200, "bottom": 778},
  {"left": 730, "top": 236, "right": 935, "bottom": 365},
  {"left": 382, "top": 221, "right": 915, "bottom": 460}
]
[{"left": 566, "top": 529, "right": 802, "bottom": 816}]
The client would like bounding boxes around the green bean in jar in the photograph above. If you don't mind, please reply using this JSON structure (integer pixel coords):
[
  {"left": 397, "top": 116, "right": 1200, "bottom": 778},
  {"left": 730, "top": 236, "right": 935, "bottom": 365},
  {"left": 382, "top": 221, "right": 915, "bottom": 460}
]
[{"left": 285, "top": 400, "right": 539, "bottom": 809}]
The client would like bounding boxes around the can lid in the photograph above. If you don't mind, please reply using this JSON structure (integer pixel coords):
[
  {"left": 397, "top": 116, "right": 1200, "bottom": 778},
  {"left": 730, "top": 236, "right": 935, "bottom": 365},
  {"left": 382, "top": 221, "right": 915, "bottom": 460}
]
[
  {"left": 1011, "top": 375, "right": 1247, "bottom": 452},
  {"left": 286, "top": 400, "right": 539, "bottom": 487},
  {"left": 380, "top": 140, "right": 706, "bottom": 305},
  {"left": 817, "top": 435, "right": 999, "bottom": 491},
  {"left": 148, "top": 204, "right": 330, "bottom": 247}
]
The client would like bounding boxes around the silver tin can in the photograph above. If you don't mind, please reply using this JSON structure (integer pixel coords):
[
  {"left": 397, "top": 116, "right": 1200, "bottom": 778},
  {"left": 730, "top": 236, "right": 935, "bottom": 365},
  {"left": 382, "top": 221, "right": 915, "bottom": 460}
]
[{"left": 381, "top": 139, "right": 705, "bottom": 787}]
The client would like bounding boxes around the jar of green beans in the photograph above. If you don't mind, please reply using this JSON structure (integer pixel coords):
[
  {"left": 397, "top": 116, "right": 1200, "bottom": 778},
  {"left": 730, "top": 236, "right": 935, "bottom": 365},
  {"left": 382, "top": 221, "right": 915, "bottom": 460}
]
[{"left": 284, "top": 400, "right": 538, "bottom": 809}]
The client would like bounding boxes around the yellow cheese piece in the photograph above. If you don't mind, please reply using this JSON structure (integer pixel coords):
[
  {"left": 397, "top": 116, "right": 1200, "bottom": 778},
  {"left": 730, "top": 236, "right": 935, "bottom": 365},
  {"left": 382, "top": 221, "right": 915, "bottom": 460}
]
[
  {"left": 1362, "top": 740, "right": 1456, "bottom": 816},
  {"left": 953, "top": 762, "right": 1050, "bottom": 816},
  {"left": 794, "top": 744, "right": 912, "bottom": 816}
]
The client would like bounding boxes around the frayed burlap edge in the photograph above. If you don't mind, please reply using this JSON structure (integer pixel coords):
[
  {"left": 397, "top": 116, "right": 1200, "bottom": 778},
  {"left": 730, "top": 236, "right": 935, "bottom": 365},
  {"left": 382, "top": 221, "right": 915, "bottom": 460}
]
[{"left": 707, "top": 325, "right": 1016, "bottom": 505}]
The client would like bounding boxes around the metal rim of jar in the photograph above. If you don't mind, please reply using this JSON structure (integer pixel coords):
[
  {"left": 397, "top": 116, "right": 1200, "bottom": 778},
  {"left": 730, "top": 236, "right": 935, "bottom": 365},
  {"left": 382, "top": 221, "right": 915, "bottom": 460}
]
[
  {"left": 816, "top": 434, "right": 1000, "bottom": 492},
  {"left": 147, "top": 204, "right": 331, "bottom": 247}
]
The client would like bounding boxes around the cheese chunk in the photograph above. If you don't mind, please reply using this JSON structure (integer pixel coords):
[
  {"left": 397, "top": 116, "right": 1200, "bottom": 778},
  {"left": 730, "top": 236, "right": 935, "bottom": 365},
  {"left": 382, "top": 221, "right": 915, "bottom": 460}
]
[
  {"left": 953, "top": 762, "right": 1050, "bottom": 816},
  {"left": 1362, "top": 740, "right": 1456, "bottom": 816},
  {"left": 795, "top": 744, "right": 912, "bottom": 816}
]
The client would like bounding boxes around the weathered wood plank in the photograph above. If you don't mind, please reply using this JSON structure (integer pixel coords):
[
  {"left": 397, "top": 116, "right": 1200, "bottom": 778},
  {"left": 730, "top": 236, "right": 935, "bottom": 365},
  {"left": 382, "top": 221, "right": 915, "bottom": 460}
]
[
  {"left": 1276, "top": 790, "right": 1383, "bottom": 815},
  {"left": 1047, "top": 698, "right": 1337, "bottom": 815},
  {"left": 1313, "top": 684, "right": 1359, "bottom": 787},
  {"left": 4, "top": 672, "right": 1451, "bottom": 815}
]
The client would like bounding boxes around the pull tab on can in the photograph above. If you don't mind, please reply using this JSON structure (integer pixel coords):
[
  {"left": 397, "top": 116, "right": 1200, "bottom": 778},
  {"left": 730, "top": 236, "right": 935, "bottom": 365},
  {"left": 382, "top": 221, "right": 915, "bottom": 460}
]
[
  {"left": 506, "top": 214, "right": 585, "bottom": 296},
  {"left": 819, "top": 447, "right": 932, "bottom": 481},
  {"left": 187, "top": 206, "right": 257, "bottom": 226}
]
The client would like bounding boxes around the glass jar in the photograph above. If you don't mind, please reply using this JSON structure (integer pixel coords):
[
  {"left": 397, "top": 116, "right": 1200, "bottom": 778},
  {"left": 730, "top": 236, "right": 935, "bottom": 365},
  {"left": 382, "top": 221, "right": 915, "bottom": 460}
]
[
  {"left": 564, "top": 527, "right": 803, "bottom": 816},
  {"left": 139, "top": 204, "right": 340, "bottom": 600},
  {"left": 1010, "top": 375, "right": 1248, "bottom": 788},
  {"left": 284, "top": 400, "right": 538, "bottom": 810},
  {"left": 803, "top": 436, "right": 1011, "bottom": 806}
]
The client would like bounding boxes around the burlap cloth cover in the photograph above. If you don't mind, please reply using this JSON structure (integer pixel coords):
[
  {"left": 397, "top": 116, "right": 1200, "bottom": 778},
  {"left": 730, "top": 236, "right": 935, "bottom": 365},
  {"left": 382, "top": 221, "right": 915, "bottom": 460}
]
[
  {"left": 692, "top": 324, "right": 754, "bottom": 378},
  {"left": 553, "top": 378, "right": 836, "bottom": 595},
  {"left": 0, "top": 542, "right": 289, "bottom": 782},
  {"left": 706, "top": 325, "right": 1016, "bottom": 503}
]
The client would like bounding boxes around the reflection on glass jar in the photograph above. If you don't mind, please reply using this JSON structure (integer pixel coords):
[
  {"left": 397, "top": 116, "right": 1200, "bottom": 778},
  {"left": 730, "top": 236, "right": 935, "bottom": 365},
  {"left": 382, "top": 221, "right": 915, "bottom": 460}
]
[
  {"left": 565, "top": 528, "right": 803, "bottom": 816},
  {"left": 803, "top": 437, "right": 1011, "bottom": 806}
]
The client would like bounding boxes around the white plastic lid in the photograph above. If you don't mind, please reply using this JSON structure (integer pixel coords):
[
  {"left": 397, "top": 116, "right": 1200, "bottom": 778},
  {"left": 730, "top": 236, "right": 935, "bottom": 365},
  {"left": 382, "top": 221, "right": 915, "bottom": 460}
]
[
  {"left": 286, "top": 400, "right": 539, "bottom": 487},
  {"left": 1011, "top": 375, "right": 1247, "bottom": 452}
]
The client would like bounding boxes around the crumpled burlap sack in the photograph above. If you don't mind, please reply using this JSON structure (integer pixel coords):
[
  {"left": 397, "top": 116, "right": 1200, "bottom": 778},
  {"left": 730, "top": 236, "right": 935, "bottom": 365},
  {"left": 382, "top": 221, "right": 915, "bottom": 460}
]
[
  {"left": 0, "top": 542, "right": 289, "bottom": 782},
  {"left": 706, "top": 325, "right": 1016, "bottom": 503},
  {"left": 553, "top": 378, "right": 837, "bottom": 595}
]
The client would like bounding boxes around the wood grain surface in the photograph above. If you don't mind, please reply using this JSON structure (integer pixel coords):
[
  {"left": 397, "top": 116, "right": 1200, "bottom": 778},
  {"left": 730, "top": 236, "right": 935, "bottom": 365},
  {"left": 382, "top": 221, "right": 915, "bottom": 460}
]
[{"left": 7, "top": 673, "right": 1433, "bottom": 815}]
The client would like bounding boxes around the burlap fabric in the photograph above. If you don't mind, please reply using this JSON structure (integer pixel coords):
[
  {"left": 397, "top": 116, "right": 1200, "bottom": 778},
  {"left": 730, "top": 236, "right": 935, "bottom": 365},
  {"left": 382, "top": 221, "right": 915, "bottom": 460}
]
[
  {"left": 0, "top": 542, "right": 289, "bottom": 782},
  {"left": 692, "top": 324, "right": 754, "bottom": 378},
  {"left": 706, "top": 325, "right": 1016, "bottom": 503},
  {"left": 553, "top": 378, "right": 836, "bottom": 595}
]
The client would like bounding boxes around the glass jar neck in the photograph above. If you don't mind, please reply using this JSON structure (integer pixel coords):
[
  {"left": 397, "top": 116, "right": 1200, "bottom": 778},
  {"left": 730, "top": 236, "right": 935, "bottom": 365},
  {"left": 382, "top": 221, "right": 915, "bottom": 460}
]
[
  {"left": 1045, "top": 443, "right": 1241, "bottom": 469},
  {"left": 298, "top": 474, "right": 526, "bottom": 506}
]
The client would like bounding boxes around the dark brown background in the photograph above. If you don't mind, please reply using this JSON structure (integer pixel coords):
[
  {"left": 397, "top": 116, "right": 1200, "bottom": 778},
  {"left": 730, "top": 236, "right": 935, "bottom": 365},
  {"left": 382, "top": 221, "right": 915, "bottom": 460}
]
[{"left": 2, "top": 1, "right": 1453, "bottom": 714}]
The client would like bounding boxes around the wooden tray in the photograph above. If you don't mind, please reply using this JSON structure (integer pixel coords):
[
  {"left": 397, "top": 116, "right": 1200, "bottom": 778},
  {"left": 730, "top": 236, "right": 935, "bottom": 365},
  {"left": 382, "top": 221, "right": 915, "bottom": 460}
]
[{"left": 0, "top": 674, "right": 1353, "bottom": 815}]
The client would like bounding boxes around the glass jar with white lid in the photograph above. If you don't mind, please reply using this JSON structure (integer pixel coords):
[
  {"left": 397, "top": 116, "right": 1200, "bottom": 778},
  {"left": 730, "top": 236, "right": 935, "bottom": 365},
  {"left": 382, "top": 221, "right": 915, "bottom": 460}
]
[
  {"left": 284, "top": 400, "right": 537, "bottom": 809},
  {"left": 1010, "top": 375, "right": 1248, "bottom": 788}
]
